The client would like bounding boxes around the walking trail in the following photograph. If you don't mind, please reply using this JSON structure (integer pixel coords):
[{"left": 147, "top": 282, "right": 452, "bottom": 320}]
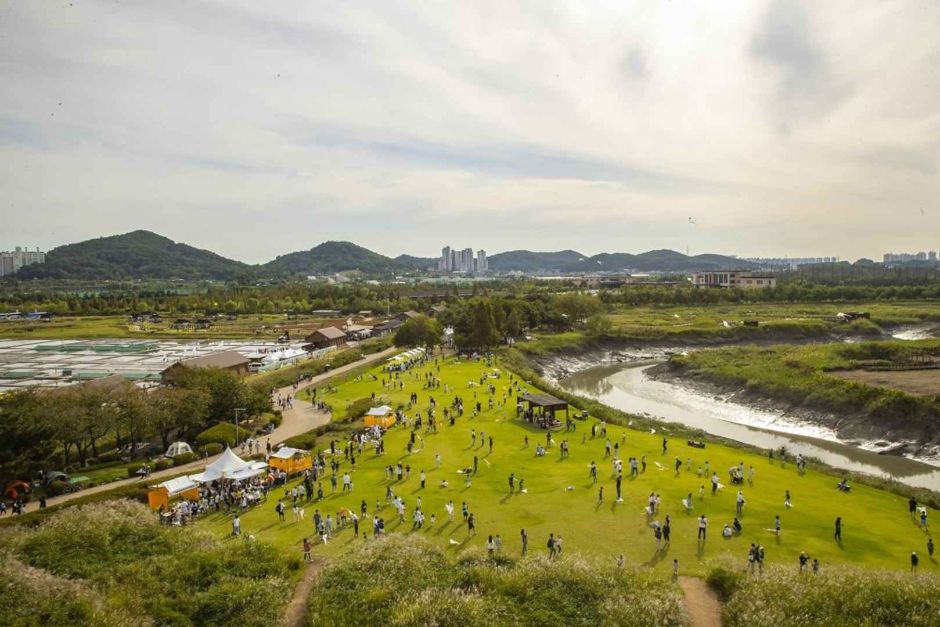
[
  {"left": 21, "top": 346, "right": 398, "bottom": 514},
  {"left": 283, "top": 557, "right": 325, "bottom": 627},
  {"left": 678, "top": 576, "right": 723, "bottom": 627}
]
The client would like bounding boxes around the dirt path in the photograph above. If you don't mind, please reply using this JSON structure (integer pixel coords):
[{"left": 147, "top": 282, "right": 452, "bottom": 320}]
[
  {"left": 283, "top": 557, "right": 325, "bottom": 627},
  {"left": 678, "top": 576, "right": 722, "bottom": 627},
  {"left": 20, "top": 346, "right": 398, "bottom": 514}
]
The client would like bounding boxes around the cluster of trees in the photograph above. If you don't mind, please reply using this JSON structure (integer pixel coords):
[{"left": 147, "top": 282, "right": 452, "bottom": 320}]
[{"left": 0, "top": 367, "right": 270, "bottom": 488}]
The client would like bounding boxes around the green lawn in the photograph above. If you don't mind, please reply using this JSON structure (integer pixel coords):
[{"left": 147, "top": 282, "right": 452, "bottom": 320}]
[{"left": 198, "top": 357, "right": 938, "bottom": 576}]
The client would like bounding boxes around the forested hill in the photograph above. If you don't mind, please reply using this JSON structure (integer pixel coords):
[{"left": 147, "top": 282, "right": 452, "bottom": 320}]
[
  {"left": 487, "top": 250, "right": 585, "bottom": 272},
  {"left": 261, "top": 241, "right": 405, "bottom": 276},
  {"left": 559, "top": 249, "right": 756, "bottom": 273},
  {"left": 14, "top": 230, "right": 255, "bottom": 281}
]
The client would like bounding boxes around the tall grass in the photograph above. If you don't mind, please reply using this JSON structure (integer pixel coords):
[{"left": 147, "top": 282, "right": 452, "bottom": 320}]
[
  {"left": 0, "top": 500, "right": 294, "bottom": 626},
  {"left": 307, "top": 534, "right": 688, "bottom": 627},
  {"left": 707, "top": 558, "right": 940, "bottom": 627}
]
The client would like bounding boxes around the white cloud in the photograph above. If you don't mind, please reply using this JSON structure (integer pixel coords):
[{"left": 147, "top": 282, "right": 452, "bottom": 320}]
[{"left": 1, "top": 0, "right": 938, "bottom": 262}]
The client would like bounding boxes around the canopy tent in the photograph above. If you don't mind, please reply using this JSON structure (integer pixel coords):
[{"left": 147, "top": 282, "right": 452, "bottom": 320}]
[
  {"left": 147, "top": 475, "right": 200, "bottom": 510},
  {"left": 387, "top": 347, "right": 426, "bottom": 362},
  {"left": 190, "top": 448, "right": 267, "bottom": 483},
  {"left": 165, "top": 441, "right": 193, "bottom": 458},
  {"left": 364, "top": 404, "right": 396, "bottom": 428},
  {"left": 268, "top": 446, "right": 312, "bottom": 475}
]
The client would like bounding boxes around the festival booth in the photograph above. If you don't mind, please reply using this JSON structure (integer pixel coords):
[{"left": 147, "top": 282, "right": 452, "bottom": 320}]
[
  {"left": 147, "top": 475, "right": 200, "bottom": 510},
  {"left": 364, "top": 404, "right": 396, "bottom": 428},
  {"left": 189, "top": 447, "right": 268, "bottom": 484},
  {"left": 268, "top": 446, "right": 312, "bottom": 476}
]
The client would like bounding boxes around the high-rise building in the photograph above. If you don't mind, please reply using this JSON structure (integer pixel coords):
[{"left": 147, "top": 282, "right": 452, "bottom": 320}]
[
  {"left": 438, "top": 245, "right": 488, "bottom": 273},
  {"left": 0, "top": 247, "right": 46, "bottom": 277}
]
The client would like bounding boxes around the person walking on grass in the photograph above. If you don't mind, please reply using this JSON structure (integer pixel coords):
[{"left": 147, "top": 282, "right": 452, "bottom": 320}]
[
  {"left": 590, "top": 461, "right": 597, "bottom": 484},
  {"left": 303, "top": 537, "right": 312, "bottom": 562},
  {"left": 597, "top": 486, "right": 604, "bottom": 504},
  {"left": 911, "top": 551, "right": 919, "bottom": 574},
  {"left": 509, "top": 473, "right": 515, "bottom": 493},
  {"left": 521, "top": 528, "right": 528, "bottom": 556},
  {"left": 927, "top": 537, "right": 934, "bottom": 558},
  {"left": 547, "top": 533, "right": 556, "bottom": 558},
  {"left": 834, "top": 517, "right": 842, "bottom": 542},
  {"left": 774, "top": 515, "right": 781, "bottom": 536},
  {"left": 467, "top": 513, "right": 476, "bottom": 535},
  {"left": 909, "top": 496, "right": 918, "bottom": 520},
  {"left": 698, "top": 515, "right": 707, "bottom": 541},
  {"left": 616, "top": 474, "right": 622, "bottom": 501}
]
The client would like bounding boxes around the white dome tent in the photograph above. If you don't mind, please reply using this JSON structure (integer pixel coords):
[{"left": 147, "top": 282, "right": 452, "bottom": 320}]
[{"left": 165, "top": 441, "right": 193, "bottom": 458}]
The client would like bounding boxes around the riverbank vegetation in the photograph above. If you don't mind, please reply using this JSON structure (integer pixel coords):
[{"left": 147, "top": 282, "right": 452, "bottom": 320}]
[
  {"left": 306, "top": 534, "right": 688, "bottom": 626},
  {"left": 663, "top": 339, "right": 940, "bottom": 436}
]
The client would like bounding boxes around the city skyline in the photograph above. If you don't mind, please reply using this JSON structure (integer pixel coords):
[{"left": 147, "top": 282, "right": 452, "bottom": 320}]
[{"left": 2, "top": 2, "right": 939, "bottom": 263}]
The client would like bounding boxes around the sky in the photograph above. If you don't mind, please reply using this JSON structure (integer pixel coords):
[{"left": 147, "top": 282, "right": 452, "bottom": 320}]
[{"left": 1, "top": 0, "right": 939, "bottom": 263}]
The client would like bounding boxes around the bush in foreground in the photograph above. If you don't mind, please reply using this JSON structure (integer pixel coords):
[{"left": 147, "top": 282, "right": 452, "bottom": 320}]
[
  {"left": 308, "top": 535, "right": 687, "bottom": 627},
  {"left": 0, "top": 500, "right": 293, "bottom": 626},
  {"left": 708, "top": 559, "right": 940, "bottom": 627}
]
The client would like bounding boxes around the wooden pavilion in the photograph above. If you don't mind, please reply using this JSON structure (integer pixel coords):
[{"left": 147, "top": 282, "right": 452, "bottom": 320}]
[{"left": 520, "top": 392, "right": 569, "bottom": 427}]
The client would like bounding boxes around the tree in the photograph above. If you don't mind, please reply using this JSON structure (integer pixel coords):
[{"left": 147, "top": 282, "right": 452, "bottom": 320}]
[
  {"left": 171, "top": 367, "right": 270, "bottom": 424},
  {"left": 585, "top": 314, "right": 614, "bottom": 339},
  {"left": 148, "top": 387, "right": 209, "bottom": 449},
  {"left": 0, "top": 389, "right": 57, "bottom": 488},
  {"left": 554, "top": 293, "right": 601, "bottom": 328},
  {"left": 468, "top": 300, "right": 499, "bottom": 349},
  {"left": 394, "top": 315, "right": 443, "bottom": 348}
]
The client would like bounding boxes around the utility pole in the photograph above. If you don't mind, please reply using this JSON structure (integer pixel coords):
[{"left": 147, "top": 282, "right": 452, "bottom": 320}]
[{"left": 233, "top": 407, "right": 246, "bottom": 448}]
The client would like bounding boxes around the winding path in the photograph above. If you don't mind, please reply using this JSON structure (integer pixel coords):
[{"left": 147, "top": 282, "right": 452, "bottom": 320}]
[{"left": 20, "top": 346, "right": 398, "bottom": 514}]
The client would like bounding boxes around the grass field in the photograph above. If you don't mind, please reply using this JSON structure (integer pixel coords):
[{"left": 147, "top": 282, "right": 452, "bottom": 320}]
[{"left": 198, "top": 356, "right": 939, "bottom": 576}]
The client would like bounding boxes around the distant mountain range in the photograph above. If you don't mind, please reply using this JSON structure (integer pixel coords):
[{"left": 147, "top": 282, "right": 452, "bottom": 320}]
[{"left": 8, "top": 230, "right": 755, "bottom": 281}]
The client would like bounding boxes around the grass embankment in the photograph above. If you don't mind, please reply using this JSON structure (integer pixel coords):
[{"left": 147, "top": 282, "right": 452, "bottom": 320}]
[
  {"left": 307, "top": 534, "right": 687, "bottom": 626},
  {"left": 0, "top": 501, "right": 296, "bottom": 626},
  {"left": 664, "top": 339, "right": 940, "bottom": 431},
  {"left": 602, "top": 301, "right": 940, "bottom": 344},
  {"left": 199, "top": 356, "right": 938, "bottom": 576},
  {"left": 707, "top": 558, "right": 940, "bottom": 627}
]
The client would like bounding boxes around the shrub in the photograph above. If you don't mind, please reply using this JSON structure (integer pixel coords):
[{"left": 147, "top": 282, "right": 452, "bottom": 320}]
[
  {"left": 172, "top": 452, "right": 197, "bottom": 466},
  {"left": 343, "top": 397, "right": 378, "bottom": 422},
  {"left": 152, "top": 459, "right": 172, "bottom": 471},
  {"left": 705, "top": 561, "right": 744, "bottom": 602},
  {"left": 2, "top": 501, "right": 293, "bottom": 626},
  {"left": 195, "top": 422, "right": 251, "bottom": 447},
  {"left": 199, "top": 442, "right": 224, "bottom": 457},
  {"left": 270, "top": 410, "right": 284, "bottom": 427},
  {"left": 719, "top": 564, "right": 940, "bottom": 627},
  {"left": 308, "top": 535, "right": 687, "bottom": 627}
]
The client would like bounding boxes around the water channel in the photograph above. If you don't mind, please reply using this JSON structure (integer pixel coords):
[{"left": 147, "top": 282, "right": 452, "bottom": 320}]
[{"left": 556, "top": 359, "right": 940, "bottom": 492}]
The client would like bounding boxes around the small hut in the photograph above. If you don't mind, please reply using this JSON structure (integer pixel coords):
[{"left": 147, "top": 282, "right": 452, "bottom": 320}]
[
  {"left": 147, "top": 475, "right": 200, "bottom": 510},
  {"left": 268, "top": 446, "right": 312, "bottom": 476},
  {"left": 364, "top": 405, "right": 396, "bottom": 428}
]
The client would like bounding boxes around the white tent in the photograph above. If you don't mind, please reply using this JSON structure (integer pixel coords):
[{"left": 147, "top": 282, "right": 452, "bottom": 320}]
[
  {"left": 153, "top": 475, "right": 199, "bottom": 497},
  {"left": 365, "top": 405, "right": 392, "bottom": 417},
  {"left": 191, "top": 447, "right": 267, "bottom": 483},
  {"left": 271, "top": 446, "right": 307, "bottom": 460},
  {"left": 165, "top": 441, "right": 193, "bottom": 458}
]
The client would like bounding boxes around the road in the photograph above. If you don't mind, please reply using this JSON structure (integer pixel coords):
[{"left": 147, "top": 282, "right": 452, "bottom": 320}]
[{"left": 20, "top": 346, "right": 398, "bottom": 514}]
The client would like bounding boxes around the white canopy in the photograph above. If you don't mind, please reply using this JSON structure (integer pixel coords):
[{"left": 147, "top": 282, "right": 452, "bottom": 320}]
[
  {"left": 365, "top": 405, "right": 392, "bottom": 417},
  {"left": 153, "top": 475, "right": 198, "bottom": 496},
  {"left": 191, "top": 447, "right": 266, "bottom": 483},
  {"left": 270, "top": 446, "right": 307, "bottom": 460}
]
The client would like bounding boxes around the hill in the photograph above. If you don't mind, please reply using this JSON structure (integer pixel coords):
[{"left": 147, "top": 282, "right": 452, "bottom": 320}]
[
  {"left": 13, "top": 230, "right": 254, "bottom": 281},
  {"left": 394, "top": 254, "right": 437, "bottom": 270},
  {"left": 560, "top": 249, "right": 756, "bottom": 273},
  {"left": 488, "top": 249, "right": 585, "bottom": 272},
  {"left": 261, "top": 241, "right": 404, "bottom": 276}
]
